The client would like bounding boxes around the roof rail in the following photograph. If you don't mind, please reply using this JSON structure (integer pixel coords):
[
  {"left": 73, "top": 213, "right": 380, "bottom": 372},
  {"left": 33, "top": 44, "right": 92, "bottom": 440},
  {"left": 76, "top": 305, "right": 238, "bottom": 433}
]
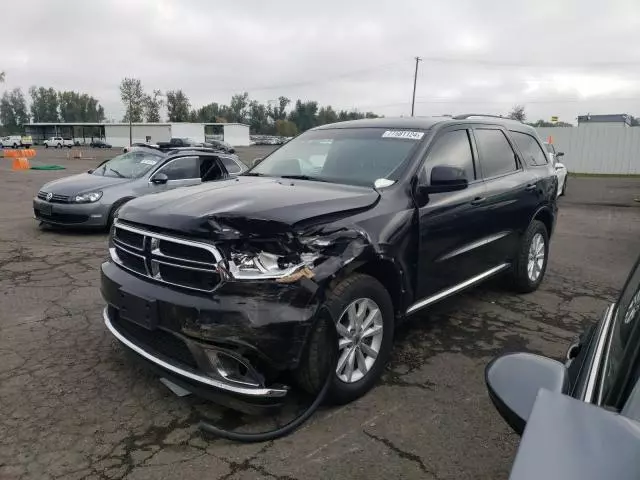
[
  {"left": 166, "top": 146, "right": 228, "bottom": 155},
  {"left": 452, "top": 113, "right": 521, "bottom": 122}
]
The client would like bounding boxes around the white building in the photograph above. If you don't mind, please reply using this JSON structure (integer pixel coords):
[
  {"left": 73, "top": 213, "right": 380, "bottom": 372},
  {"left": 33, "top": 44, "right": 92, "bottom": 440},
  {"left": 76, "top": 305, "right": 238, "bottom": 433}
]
[{"left": 24, "top": 122, "right": 250, "bottom": 147}]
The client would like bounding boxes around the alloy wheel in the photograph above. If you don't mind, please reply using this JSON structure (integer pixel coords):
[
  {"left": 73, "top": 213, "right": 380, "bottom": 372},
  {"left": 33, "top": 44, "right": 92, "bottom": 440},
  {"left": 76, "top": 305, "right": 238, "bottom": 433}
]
[
  {"left": 527, "top": 233, "right": 545, "bottom": 282},
  {"left": 335, "top": 298, "right": 383, "bottom": 383}
]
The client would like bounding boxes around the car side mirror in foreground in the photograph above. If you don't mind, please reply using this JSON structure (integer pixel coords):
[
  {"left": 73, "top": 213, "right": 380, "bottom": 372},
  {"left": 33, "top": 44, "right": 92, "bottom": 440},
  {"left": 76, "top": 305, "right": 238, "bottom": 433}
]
[
  {"left": 228, "top": 148, "right": 236, "bottom": 154},
  {"left": 555, "top": 152, "right": 564, "bottom": 158},
  {"left": 485, "top": 352, "right": 569, "bottom": 435},
  {"left": 425, "top": 165, "right": 468, "bottom": 194},
  {"left": 151, "top": 172, "right": 169, "bottom": 184}
]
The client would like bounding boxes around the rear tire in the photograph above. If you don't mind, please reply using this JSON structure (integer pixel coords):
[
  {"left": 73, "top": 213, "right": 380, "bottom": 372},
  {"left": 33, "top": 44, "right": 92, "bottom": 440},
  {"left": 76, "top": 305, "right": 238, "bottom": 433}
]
[
  {"left": 296, "top": 273, "right": 394, "bottom": 404},
  {"left": 45, "top": 144, "right": 49, "bottom": 149},
  {"left": 507, "top": 220, "right": 549, "bottom": 293}
]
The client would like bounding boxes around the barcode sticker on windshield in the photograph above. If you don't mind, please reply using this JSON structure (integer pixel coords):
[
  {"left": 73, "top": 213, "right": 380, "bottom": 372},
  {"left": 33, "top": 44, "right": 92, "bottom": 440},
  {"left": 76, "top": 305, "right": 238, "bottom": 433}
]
[
  {"left": 140, "top": 159, "right": 158, "bottom": 165},
  {"left": 382, "top": 130, "right": 424, "bottom": 140}
]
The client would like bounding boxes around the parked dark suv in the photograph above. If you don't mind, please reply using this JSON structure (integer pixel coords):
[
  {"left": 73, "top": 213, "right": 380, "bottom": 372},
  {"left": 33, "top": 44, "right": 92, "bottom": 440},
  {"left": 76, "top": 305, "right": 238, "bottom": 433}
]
[{"left": 101, "top": 116, "right": 558, "bottom": 410}]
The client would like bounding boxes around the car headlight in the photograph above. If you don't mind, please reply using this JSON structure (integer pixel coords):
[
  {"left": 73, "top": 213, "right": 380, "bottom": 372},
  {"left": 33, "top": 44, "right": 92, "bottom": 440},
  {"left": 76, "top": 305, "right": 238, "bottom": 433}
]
[
  {"left": 229, "top": 251, "right": 316, "bottom": 281},
  {"left": 74, "top": 191, "right": 103, "bottom": 203}
]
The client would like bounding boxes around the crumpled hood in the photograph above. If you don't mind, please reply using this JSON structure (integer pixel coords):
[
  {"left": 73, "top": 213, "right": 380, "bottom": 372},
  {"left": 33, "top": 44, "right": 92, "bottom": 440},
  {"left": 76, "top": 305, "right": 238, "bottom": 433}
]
[
  {"left": 41, "top": 173, "right": 131, "bottom": 195},
  {"left": 119, "top": 176, "right": 379, "bottom": 237}
]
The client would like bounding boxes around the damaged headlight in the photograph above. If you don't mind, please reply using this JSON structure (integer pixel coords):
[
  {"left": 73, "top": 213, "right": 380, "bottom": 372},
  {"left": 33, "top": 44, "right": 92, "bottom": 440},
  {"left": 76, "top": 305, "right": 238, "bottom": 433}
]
[{"left": 229, "top": 251, "right": 316, "bottom": 281}]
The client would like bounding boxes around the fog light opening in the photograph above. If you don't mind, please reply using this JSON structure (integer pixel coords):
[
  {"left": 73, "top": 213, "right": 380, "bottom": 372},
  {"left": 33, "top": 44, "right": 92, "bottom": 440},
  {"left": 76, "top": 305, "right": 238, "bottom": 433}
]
[{"left": 206, "top": 350, "right": 263, "bottom": 387}]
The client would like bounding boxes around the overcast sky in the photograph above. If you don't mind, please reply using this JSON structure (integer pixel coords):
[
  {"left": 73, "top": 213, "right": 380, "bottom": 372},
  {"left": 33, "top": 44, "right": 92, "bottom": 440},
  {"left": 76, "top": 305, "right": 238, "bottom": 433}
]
[{"left": 2, "top": 0, "right": 640, "bottom": 124}]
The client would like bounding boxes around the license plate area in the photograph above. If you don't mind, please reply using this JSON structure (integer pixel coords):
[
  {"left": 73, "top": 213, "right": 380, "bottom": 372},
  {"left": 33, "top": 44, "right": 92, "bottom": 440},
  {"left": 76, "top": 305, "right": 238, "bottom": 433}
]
[
  {"left": 39, "top": 203, "right": 52, "bottom": 216},
  {"left": 117, "top": 289, "right": 158, "bottom": 330}
]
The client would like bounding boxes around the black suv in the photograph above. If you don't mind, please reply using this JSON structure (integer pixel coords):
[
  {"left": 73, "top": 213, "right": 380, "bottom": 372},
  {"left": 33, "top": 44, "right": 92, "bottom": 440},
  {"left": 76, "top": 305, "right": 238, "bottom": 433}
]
[{"left": 101, "top": 116, "right": 558, "bottom": 410}]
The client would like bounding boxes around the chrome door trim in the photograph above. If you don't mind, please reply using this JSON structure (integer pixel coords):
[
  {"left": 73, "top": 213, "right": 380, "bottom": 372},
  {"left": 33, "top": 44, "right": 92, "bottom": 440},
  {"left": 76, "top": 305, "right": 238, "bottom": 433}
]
[
  {"left": 584, "top": 303, "right": 615, "bottom": 404},
  {"left": 406, "top": 263, "right": 510, "bottom": 315},
  {"left": 437, "top": 231, "right": 511, "bottom": 262}
]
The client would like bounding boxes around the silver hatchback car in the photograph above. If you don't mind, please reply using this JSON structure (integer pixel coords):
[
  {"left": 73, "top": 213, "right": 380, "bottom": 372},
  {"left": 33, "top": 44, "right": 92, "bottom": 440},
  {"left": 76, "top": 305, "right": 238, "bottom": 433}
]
[{"left": 33, "top": 146, "right": 247, "bottom": 229}]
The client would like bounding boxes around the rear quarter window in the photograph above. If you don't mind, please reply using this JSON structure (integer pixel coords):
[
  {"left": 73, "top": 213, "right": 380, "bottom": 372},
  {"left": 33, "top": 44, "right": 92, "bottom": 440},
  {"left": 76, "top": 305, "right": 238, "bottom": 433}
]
[{"left": 511, "top": 131, "right": 549, "bottom": 167}]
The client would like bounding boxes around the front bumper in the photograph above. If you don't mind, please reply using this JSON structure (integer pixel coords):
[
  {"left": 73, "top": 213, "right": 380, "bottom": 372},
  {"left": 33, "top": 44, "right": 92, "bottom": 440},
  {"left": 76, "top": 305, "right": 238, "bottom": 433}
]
[
  {"left": 33, "top": 197, "right": 109, "bottom": 227},
  {"left": 101, "top": 260, "right": 320, "bottom": 407}
]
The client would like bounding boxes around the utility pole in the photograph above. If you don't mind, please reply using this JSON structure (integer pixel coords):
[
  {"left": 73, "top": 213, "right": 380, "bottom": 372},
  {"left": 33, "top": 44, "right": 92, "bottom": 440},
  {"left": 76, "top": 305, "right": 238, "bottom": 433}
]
[
  {"left": 411, "top": 56, "right": 421, "bottom": 117},
  {"left": 129, "top": 97, "right": 133, "bottom": 146}
]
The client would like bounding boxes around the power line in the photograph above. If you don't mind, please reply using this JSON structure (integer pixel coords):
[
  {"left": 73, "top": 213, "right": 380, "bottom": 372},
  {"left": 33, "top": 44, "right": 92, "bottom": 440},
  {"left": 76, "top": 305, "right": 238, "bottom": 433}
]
[
  {"left": 418, "top": 55, "right": 640, "bottom": 69},
  {"left": 207, "top": 60, "right": 407, "bottom": 94}
]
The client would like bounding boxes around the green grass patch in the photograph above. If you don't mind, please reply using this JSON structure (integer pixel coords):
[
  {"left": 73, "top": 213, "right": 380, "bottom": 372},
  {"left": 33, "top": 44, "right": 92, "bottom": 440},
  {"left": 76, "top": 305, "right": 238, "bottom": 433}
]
[{"left": 568, "top": 172, "right": 640, "bottom": 178}]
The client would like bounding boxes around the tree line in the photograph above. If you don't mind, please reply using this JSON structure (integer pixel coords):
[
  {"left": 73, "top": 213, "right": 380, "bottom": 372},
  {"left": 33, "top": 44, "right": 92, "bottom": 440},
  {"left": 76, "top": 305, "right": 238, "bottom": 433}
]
[
  {"left": 119, "top": 77, "right": 380, "bottom": 137},
  {"left": 0, "top": 85, "right": 105, "bottom": 134}
]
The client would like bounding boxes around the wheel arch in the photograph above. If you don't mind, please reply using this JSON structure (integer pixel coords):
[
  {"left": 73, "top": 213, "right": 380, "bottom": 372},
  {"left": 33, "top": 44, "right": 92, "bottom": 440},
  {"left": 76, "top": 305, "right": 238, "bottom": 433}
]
[
  {"left": 108, "top": 196, "right": 136, "bottom": 225},
  {"left": 331, "top": 256, "right": 408, "bottom": 319},
  {"left": 532, "top": 205, "right": 554, "bottom": 237}
]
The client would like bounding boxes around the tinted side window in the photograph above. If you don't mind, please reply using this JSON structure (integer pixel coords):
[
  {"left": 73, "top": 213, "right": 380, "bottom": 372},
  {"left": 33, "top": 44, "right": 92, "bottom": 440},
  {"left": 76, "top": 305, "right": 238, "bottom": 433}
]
[
  {"left": 600, "top": 260, "right": 640, "bottom": 407},
  {"left": 475, "top": 129, "right": 518, "bottom": 178},
  {"left": 220, "top": 157, "right": 242, "bottom": 174},
  {"left": 511, "top": 132, "right": 548, "bottom": 167},
  {"left": 422, "top": 129, "right": 475, "bottom": 182},
  {"left": 199, "top": 157, "right": 223, "bottom": 181},
  {"left": 160, "top": 156, "right": 199, "bottom": 180}
]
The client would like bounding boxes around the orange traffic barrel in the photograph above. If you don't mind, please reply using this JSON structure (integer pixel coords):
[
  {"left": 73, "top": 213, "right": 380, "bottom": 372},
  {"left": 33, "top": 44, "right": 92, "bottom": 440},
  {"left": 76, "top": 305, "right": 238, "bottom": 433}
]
[{"left": 12, "top": 157, "right": 30, "bottom": 170}]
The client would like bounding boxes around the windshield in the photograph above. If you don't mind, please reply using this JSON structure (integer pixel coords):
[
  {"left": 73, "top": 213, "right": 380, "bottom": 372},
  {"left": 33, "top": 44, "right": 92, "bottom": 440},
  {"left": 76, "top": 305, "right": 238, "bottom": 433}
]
[
  {"left": 249, "top": 127, "right": 423, "bottom": 187},
  {"left": 92, "top": 150, "right": 164, "bottom": 179}
]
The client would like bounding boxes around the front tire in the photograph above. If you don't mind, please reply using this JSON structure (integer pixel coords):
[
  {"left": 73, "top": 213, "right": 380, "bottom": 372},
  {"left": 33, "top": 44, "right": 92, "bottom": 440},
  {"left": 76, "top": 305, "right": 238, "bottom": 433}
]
[
  {"left": 508, "top": 220, "right": 549, "bottom": 293},
  {"left": 107, "top": 200, "right": 129, "bottom": 229},
  {"left": 296, "top": 273, "right": 394, "bottom": 404},
  {"left": 45, "top": 144, "right": 49, "bottom": 149}
]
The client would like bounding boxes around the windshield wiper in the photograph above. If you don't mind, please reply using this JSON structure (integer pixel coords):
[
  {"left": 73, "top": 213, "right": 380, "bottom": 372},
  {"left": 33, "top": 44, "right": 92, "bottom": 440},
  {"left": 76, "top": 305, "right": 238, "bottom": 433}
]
[
  {"left": 279, "top": 174, "right": 327, "bottom": 182},
  {"left": 109, "top": 167, "right": 125, "bottom": 178},
  {"left": 242, "top": 172, "right": 266, "bottom": 177}
]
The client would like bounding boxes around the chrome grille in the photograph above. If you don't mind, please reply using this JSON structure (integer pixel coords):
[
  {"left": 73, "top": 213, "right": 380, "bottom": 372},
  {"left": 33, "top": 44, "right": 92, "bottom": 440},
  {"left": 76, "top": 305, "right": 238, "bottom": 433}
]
[
  {"left": 37, "top": 191, "right": 71, "bottom": 203},
  {"left": 111, "top": 221, "right": 223, "bottom": 292}
]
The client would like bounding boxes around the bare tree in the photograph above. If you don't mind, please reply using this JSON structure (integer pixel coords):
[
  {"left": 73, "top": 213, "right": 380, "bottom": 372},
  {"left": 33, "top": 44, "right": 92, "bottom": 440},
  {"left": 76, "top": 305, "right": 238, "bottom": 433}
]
[{"left": 508, "top": 104, "right": 526, "bottom": 122}]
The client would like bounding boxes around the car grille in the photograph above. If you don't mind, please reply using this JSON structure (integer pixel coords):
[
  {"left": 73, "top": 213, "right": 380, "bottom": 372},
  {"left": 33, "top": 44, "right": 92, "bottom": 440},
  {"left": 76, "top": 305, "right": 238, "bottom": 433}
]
[
  {"left": 111, "top": 221, "right": 222, "bottom": 293},
  {"left": 37, "top": 191, "right": 72, "bottom": 203},
  {"left": 34, "top": 209, "right": 89, "bottom": 224},
  {"left": 109, "top": 306, "right": 198, "bottom": 369}
]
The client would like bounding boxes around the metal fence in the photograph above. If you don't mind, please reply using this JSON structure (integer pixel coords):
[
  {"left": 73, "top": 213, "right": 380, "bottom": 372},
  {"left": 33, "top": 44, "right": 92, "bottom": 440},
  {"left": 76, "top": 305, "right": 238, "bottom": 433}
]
[{"left": 536, "top": 126, "right": 640, "bottom": 175}]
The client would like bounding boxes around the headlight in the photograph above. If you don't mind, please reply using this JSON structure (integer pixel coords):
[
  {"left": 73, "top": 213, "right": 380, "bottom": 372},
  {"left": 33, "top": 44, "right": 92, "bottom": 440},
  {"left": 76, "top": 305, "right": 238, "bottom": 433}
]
[
  {"left": 74, "top": 191, "right": 103, "bottom": 203},
  {"left": 229, "top": 251, "right": 316, "bottom": 281}
]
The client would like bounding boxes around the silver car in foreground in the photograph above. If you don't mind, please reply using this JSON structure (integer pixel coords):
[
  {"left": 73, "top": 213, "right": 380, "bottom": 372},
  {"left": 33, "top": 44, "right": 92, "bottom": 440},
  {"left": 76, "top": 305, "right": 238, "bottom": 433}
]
[{"left": 33, "top": 146, "right": 247, "bottom": 229}]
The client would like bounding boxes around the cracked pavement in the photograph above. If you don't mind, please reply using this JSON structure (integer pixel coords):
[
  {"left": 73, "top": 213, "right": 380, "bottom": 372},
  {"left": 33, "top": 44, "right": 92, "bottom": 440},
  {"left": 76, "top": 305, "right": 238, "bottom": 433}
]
[{"left": 1, "top": 148, "right": 639, "bottom": 479}]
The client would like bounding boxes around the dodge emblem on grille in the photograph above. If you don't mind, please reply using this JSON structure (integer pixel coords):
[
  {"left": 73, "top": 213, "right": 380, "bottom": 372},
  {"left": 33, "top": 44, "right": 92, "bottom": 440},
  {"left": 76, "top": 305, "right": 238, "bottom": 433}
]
[{"left": 46, "top": 192, "right": 53, "bottom": 201}]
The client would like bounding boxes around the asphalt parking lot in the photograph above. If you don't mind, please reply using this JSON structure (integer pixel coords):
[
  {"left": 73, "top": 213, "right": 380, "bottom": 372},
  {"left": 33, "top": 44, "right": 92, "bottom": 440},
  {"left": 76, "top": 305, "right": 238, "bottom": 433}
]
[{"left": 1, "top": 146, "right": 639, "bottom": 479}]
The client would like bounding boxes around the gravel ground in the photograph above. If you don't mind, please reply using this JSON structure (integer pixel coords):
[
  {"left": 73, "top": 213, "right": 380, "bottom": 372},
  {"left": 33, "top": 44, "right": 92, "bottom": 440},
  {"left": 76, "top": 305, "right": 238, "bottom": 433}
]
[{"left": 1, "top": 146, "right": 639, "bottom": 479}]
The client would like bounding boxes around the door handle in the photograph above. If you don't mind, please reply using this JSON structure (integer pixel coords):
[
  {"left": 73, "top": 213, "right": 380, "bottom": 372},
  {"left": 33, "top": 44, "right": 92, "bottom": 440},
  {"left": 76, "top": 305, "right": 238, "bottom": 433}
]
[
  {"left": 525, "top": 183, "right": 537, "bottom": 192},
  {"left": 470, "top": 196, "right": 486, "bottom": 205}
]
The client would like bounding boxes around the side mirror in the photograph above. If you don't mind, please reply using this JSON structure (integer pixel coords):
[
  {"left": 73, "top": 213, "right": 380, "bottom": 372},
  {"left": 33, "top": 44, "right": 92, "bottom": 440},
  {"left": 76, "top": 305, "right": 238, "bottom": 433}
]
[
  {"left": 485, "top": 352, "right": 569, "bottom": 435},
  {"left": 555, "top": 152, "right": 564, "bottom": 158},
  {"left": 151, "top": 172, "right": 169, "bottom": 184},
  {"left": 425, "top": 165, "right": 468, "bottom": 193},
  {"left": 252, "top": 157, "right": 263, "bottom": 168},
  {"left": 228, "top": 148, "right": 235, "bottom": 154},
  {"left": 87, "top": 169, "right": 94, "bottom": 174}
]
